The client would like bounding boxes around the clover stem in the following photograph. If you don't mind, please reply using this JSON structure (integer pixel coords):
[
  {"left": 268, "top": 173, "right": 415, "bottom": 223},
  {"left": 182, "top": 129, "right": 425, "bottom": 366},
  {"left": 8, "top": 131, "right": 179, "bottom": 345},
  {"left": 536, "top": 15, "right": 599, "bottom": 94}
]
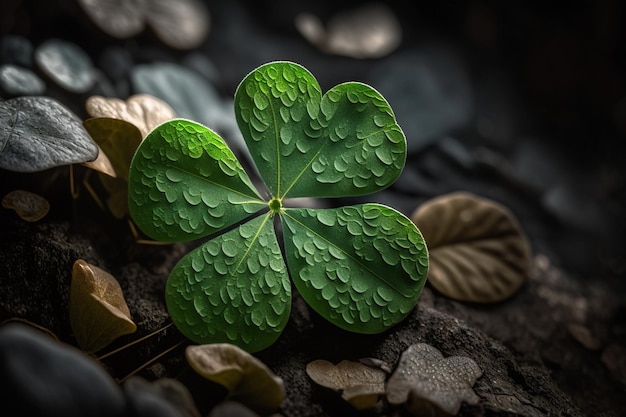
[
  {"left": 115, "top": 340, "right": 185, "bottom": 384},
  {"left": 96, "top": 322, "right": 175, "bottom": 361}
]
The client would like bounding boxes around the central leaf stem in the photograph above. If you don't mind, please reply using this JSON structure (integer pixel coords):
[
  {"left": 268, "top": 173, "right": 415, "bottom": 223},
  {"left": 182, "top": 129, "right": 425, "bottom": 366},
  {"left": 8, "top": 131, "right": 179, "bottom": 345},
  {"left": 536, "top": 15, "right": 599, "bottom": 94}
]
[{"left": 268, "top": 197, "right": 282, "bottom": 213}]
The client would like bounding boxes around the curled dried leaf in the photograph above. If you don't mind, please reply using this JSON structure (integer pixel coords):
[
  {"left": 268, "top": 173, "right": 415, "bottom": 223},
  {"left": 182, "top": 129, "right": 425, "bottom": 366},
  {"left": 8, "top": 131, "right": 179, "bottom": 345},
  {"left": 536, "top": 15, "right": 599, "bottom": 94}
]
[
  {"left": 386, "top": 343, "right": 482, "bottom": 416},
  {"left": 2, "top": 190, "right": 50, "bottom": 222},
  {"left": 306, "top": 359, "right": 386, "bottom": 410},
  {"left": 295, "top": 3, "right": 401, "bottom": 59},
  {"left": 82, "top": 118, "right": 144, "bottom": 218},
  {"left": 186, "top": 343, "right": 284, "bottom": 415},
  {"left": 83, "top": 118, "right": 143, "bottom": 181},
  {"left": 83, "top": 145, "right": 117, "bottom": 178},
  {"left": 85, "top": 94, "right": 176, "bottom": 138},
  {"left": 411, "top": 191, "right": 532, "bottom": 303},
  {"left": 69, "top": 259, "right": 137, "bottom": 353}
]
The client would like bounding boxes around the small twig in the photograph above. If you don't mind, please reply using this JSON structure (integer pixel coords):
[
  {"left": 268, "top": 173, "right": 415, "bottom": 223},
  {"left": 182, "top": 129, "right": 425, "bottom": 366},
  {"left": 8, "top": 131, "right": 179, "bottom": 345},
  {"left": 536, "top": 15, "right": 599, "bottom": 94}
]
[
  {"left": 115, "top": 340, "right": 185, "bottom": 385},
  {"left": 97, "top": 322, "right": 174, "bottom": 361}
]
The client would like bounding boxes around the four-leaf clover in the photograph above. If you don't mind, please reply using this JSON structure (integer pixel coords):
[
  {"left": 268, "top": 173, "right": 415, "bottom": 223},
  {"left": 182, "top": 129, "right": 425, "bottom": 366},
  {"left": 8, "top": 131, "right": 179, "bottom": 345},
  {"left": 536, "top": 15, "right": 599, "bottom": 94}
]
[{"left": 128, "top": 61, "right": 429, "bottom": 352}]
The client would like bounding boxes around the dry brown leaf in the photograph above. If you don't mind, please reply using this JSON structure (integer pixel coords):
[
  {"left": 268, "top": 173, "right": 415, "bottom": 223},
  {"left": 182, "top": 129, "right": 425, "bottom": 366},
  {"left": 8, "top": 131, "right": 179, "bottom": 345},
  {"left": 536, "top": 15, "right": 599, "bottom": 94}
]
[
  {"left": 69, "top": 259, "right": 137, "bottom": 353},
  {"left": 386, "top": 343, "right": 482, "bottom": 416},
  {"left": 295, "top": 3, "right": 401, "bottom": 59},
  {"left": 82, "top": 117, "right": 145, "bottom": 218},
  {"left": 306, "top": 359, "right": 386, "bottom": 410},
  {"left": 2, "top": 190, "right": 50, "bottom": 222},
  {"left": 85, "top": 94, "right": 176, "bottom": 138},
  {"left": 82, "top": 117, "right": 143, "bottom": 181},
  {"left": 83, "top": 145, "right": 117, "bottom": 178},
  {"left": 77, "top": 0, "right": 209, "bottom": 50},
  {"left": 186, "top": 343, "right": 284, "bottom": 415},
  {"left": 411, "top": 191, "right": 532, "bottom": 303},
  {"left": 146, "top": 0, "right": 210, "bottom": 50}
]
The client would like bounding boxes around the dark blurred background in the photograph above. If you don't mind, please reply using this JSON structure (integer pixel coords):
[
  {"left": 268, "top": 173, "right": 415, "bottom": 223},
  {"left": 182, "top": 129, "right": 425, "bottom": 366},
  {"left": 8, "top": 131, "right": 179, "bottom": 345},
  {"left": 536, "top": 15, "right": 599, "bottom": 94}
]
[{"left": 2, "top": 0, "right": 625, "bottom": 281}]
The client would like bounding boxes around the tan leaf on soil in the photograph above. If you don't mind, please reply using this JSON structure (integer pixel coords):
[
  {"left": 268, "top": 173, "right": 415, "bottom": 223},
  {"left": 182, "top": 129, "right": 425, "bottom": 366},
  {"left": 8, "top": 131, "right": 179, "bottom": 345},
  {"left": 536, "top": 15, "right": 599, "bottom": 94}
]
[
  {"left": 306, "top": 359, "right": 387, "bottom": 410},
  {"left": 411, "top": 191, "right": 532, "bottom": 303},
  {"left": 386, "top": 343, "right": 482, "bottom": 416},
  {"left": 186, "top": 343, "right": 284, "bottom": 415},
  {"left": 2, "top": 190, "right": 50, "bottom": 222},
  {"left": 69, "top": 259, "right": 137, "bottom": 353}
]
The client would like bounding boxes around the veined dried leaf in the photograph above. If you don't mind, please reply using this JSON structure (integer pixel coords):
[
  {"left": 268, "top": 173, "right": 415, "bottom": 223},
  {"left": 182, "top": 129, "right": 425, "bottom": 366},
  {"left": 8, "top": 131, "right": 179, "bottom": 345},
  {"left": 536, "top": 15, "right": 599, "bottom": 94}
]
[
  {"left": 2, "top": 190, "right": 50, "bottom": 222},
  {"left": 69, "top": 259, "right": 137, "bottom": 353},
  {"left": 411, "top": 191, "right": 532, "bottom": 303},
  {"left": 386, "top": 343, "right": 482, "bottom": 416},
  {"left": 295, "top": 3, "right": 401, "bottom": 59},
  {"left": 85, "top": 94, "right": 176, "bottom": 138},
  {"left": 306, "top": 359, "right": 386, "bottom": 410},
  {"left": 186, "top": 343, "right": 284, "bottom": 415}
]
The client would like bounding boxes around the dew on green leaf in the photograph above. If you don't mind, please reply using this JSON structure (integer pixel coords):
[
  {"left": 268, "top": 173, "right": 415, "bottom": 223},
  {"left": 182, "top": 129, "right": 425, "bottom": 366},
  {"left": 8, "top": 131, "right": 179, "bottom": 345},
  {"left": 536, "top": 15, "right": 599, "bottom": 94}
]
[
  {"left": 221, "top": 239, "right": 238, "bottom": 257},
  {"left": 321, "top": 285, "right": 334, "bottom": 301},
  {"left": 376, "top": 286, "right": 394, "bottom": 302}
]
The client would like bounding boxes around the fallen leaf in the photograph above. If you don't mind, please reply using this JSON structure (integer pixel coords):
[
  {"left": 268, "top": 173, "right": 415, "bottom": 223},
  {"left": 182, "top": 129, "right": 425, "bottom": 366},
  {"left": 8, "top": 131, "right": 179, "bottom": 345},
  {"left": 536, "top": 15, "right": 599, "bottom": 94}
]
[
  {"left": 83, "top": 145, "right": 117, "bottom": 178},
  {"left": 386, "top": 343, "right": 482, "bottom": 416},
  {"left": 0, "top": 96, "right": 99, "bottom": 172},
  {"left": 82, "top": 117, "right": 144, "bottom": 218},
  {"left": 186, "top": 343, "right": 284, "bottom": 415},
  {"left": 77, "top": 0, "right": 210, "bottom": 50},
  {"left": 85, "top": 94, "right": 176, "bottom": 138},
  {"left": 34, "top": 39, "right": 95, "bottom": 93},
  {"left": 69, "top": 259, "right": 137, "bottom": 353},
  {"left": 2, "top": 190, "right": 50, "bottom": 222},
  {"left": 146, "top": 0, "right": 210, "bottom": 50},
  {"left": 83, "top": 118, "right": 143, "bottom": 181},
  {"left": 0, "top": 64, "right": 46, "bottom": 96},
  {"left": 566, "top": 323, "right": 604, "bottom": 351},
  {"left": 601, "top": 343, "right": 626, "bottom": 386},
  {"left": 295, "top": 3, "right": 401, "bottom": 59},
  {"left": 411, "top": 191, "right": 532, "bottom": 303},
  {"left": 306, "top": 359, "right": 386, "bottom": 410}
]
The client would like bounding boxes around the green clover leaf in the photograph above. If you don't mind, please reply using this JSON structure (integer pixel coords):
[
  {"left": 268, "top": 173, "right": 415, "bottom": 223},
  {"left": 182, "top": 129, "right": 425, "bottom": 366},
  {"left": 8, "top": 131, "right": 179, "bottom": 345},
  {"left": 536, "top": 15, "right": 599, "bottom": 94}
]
[{"left": 128, "top": 61, "right": 429, "bottom": 352}]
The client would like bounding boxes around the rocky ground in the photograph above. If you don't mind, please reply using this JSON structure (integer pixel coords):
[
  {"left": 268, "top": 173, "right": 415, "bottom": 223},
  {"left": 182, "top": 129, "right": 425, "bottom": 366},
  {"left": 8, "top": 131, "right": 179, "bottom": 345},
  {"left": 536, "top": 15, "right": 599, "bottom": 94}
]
[{"left": 1, "top": 1, "right": 626, "bottom": 416}]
